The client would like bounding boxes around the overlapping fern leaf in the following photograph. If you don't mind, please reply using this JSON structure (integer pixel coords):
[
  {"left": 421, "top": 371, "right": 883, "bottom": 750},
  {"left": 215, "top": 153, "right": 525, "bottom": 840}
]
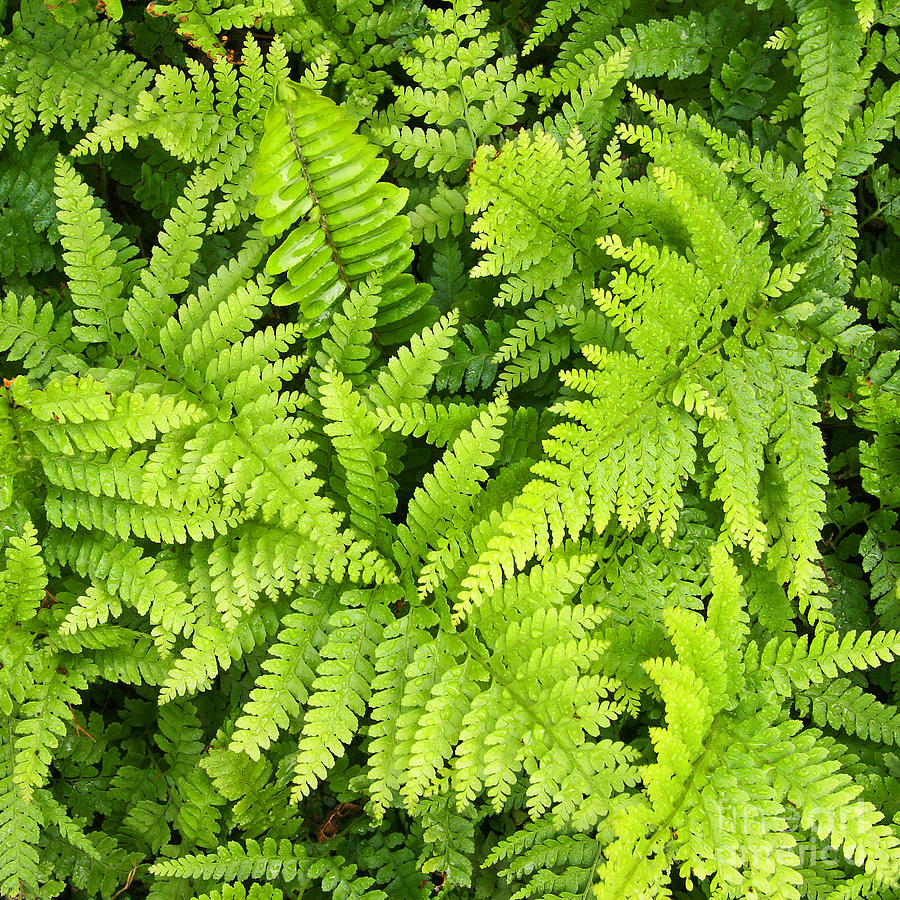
[{"left": 0, "top": 0, "right": 152, "bottom": 150}]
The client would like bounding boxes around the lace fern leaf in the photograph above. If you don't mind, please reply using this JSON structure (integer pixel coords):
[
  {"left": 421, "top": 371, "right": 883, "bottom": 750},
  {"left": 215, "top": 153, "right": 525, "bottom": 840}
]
[
  {"left": 54, "top": 158, "right": 135, "bottom": 348},
  {"left": 523, "top": 0, "right": 591, "bottom": 55},
  {"left": 0, "top": 0, "right": 152, "bottom": 148},
  {"left": 190, "top": 882, "right": 283, "bottom": 900},
  {"left": 0, "top": 293, "right": 83, "bottom": 378},
  {"left": 123, "top": 177, "right": 209, "bottom": 360},
  {"left": 290, "top": 589, "right": 391, "bottom": 800},
  {"left": 150, "top": 836, "right": 310, "bottom": 881},
  {"left": 397, "top": 394, "right": 507, "bottom": 578},
  {"left": 229, "top": 590, "right": 339, "bottom": 760},
  {"left": 794, "top": 677, "right": 900, "bottom": 745},
  {"left": 794, "top": 0, "right": 866, "bottom": 196},
  {"left": 0, "top": 721, "right": 41, "bottom": 898},
  {"left": 318, "top": 362, "right": 396, "bottom": 546}
]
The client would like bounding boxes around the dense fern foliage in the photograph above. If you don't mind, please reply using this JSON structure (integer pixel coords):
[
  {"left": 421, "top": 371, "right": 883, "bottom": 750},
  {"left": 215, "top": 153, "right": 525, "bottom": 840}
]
[{"left": 2, "top": 0, "right": 900, "bottom": 897}]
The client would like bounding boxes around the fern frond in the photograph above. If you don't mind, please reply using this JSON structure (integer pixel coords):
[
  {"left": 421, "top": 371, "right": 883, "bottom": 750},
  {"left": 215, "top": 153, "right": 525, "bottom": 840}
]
[
  {"left": 453, "top": 478, "right": 573, "bottom": 622},
  {"left": 159, "top": 603, "right": 280, "bottom": 703},
  {"left": 190, "top": 886, "right": 283, "bottom": 900},
  {"left": 123, "top": 177, "right": 209, "bottom": 360},
  {"left": 75, "top": 36, "right": 286, "bottom": 233},
  {"left": 48, "top": 530, "right": 193, "bottom": 653},
  {"left": 794, "top": 677, "right": 900, "bottom": 745},
  {"left": 545, "top": 1, "right": 632, "bottom": 95},
  {"left": 291, "top": 590, "right": 390, "bottom": 800},
  {"left": 0, "top": 721, "right": 41, "bottom": 898},
  {"left": 761, "top": 628, "right": 900, "bottom": 695},
  {"left": 398, "top": 394, "right": 507, "bottom": 576},
  {"left": 407, "top": 182, "right": 468, "bottom": 245},
  {"left": 14, "top": 662, "right": 87, "bottom": 800},
  {"left": 0, "top": 294, "right": 83, "bottom": 378},
  {"left": 763, "top": 341, "right": 829, "bottom": 610},
  {"left": 833, "top": 80, "right": 900, "bottom": 181},
  {"left": 316, "top": 275, "right": 380, "bottom": 384},
  {"left": 544, "top": 47, "right": 629, "bottom": 153},
  {"left": 523, "top": 0, "right": 591, "bottom": 55},
  {"left": 549, "top": 9, "right": 714, "bottom": 98},
  {"left": 492, "top": 827, "right": 601, "bottom": 900},
  {"left": 0, "top": 522, "right": 45, "bottom": 627},
  {"left": 318, "top": 363, "right": 396, "bottom": 545},
  {"left": 794, "top": 0, "right": 866, "bottom": 195},
  {"left": 418, "top": 793, "right": 477, "bottom": 888},
  {"left": 374, "top": 399, "right": 483, "bottom": 447},
  {"left": 150, "top": 836, "right": 309, "bottom": 881},
  {"left": 376, "top": 0, "right": 536, "bottom": 186},
  {"left": 0, "top": 134, "right": 60, "bottom": 278},
  {"left": 54, "top": 158, "right": 133, "bottom": 348},
  {"left": 768, "top": 729, "right": 900, "bottom": 872},
  {"left": 0, "top": 0, "right": 152, "bottom": 148},
  {"left": 692, "top": 114, "right": 821, "bottom": 243},
  {"left": 367, "top": 605, "right": 442, "bottom": 817},
  {"left": 229, "top": 591, "right": 339, "bottom": 760},
  {"left": 366, "top": 312, "right": 458, "bottom": 409},
  {"left": 252, "top": 81, "right": 430, "bottom": 341}
]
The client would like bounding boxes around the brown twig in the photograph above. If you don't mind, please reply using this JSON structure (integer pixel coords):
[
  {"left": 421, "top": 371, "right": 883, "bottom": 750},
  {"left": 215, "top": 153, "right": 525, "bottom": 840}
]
[
  {"left": 69, "top": 705, "right": 96, "bottom": 743},
  {"left": 315, "top": 801, "right": 363, "bottom": 842},
  {"left": 111, "top": 862, "right": 137, "bottom": 900}
]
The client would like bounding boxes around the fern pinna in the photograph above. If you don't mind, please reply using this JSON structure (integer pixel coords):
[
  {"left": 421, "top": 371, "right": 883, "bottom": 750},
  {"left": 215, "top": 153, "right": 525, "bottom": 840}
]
[{"left": 1, "top": 0, "right": 900, "bottom": 898}]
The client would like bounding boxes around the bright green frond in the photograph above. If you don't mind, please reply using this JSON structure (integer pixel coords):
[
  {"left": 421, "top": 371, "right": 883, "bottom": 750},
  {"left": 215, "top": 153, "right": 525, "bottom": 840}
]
[
  {"left": 794, "top": 0, "right": 867, "bottom": 196},
  {"left": 252, "top": 81, "right": 431, "bottom": 341}
]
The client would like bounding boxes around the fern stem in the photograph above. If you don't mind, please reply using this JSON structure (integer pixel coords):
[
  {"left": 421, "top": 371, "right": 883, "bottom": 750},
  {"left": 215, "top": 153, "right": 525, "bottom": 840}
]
[{"left": 860, "top": 202, "right": 896, "bottom": 228}]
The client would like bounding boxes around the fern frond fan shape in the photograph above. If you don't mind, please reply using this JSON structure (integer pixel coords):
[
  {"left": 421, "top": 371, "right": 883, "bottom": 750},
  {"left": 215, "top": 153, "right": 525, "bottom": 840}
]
[
  {"left": 454, "top": 85, "right": 832, "bottom": 628},
  {"left": 252, "top": 80, "right": 433, "bottom": 343},
  {"left": 2, "top": 0, "right": 900, "bottom": 898}
]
